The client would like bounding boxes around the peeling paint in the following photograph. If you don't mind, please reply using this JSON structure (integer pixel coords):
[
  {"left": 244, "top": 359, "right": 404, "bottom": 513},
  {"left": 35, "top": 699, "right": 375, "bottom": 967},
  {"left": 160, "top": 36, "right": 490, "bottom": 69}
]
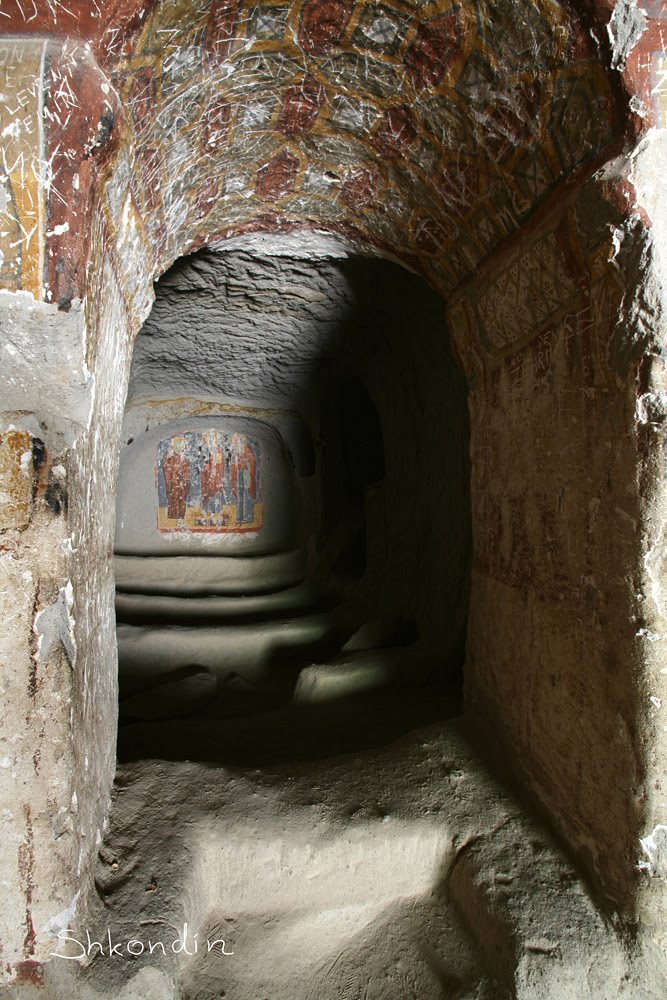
[
  {"left": 636, "top": 627, "right": 662, "bottom": 641},
  {"left": 33, "top": 581, "right": 76, "bottom": 667},
  {"left": 636, "top": 389, "right": 667, "bottom": 424},
  {"left": 0, "top": 429, "right": 33, "bottom": 530},
  {"left": 0, "top": 293, "right": 94, "bottom": 450},
  {"left": 639, "top": 824, "right": 667, "bottom": 876},
  {"left": 608, "top": 0, "right": 648, "bottom": 70},
  {"left": 18, "top": 806, "right": 36, "bottom": 959},
  {"left": 40, "top": 892, "right": 79, "bottom": 939}
]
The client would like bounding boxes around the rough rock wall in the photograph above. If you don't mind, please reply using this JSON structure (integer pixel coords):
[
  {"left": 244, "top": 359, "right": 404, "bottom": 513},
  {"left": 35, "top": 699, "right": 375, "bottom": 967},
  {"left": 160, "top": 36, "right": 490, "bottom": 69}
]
[
  {"left": 0, "top": 341, "right": 80, "bottom": 985},
  {"left": 0, "top": 293, "right": 119, "bottom": 984},
  {"left": 629, "top": 128, "right": 667, "bottom": 963},
  {"left": 447, "top": 164, "right": 667, "bottom": 938},
  {"left": 0, "top": 42, "right": 153, "bottom": 981}
]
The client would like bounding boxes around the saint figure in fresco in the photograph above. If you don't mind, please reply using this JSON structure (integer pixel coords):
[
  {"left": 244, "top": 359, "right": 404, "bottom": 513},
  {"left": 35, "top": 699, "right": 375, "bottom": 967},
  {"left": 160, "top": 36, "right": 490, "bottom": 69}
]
[
  {"left": 163, "top": 436, "right": 191, "bottom": 521},
  {"left": 200, "top": 434, "right": 226, "bottom": 514},
  {"left": 230, "top": 433, "right": 257, "bottom": 524}
]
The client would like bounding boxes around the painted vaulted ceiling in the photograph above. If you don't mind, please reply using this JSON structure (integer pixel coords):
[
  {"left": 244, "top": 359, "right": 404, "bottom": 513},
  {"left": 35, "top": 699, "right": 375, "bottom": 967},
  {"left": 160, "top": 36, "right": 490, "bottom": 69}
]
[{"left": 1, "top": 0, "right": 627, "bottom": 298}]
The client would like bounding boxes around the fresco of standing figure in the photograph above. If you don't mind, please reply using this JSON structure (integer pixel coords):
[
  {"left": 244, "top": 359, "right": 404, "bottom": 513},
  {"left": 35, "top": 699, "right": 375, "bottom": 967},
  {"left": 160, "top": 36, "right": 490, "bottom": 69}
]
[
  {"left": 162, "top": 435, "right": 190, "bottom": 522},
  {"left": 200, "top": 431, "right": 226, "bottom": 515},
  {"left": 230, "top": 432, "right": 257, "bottom": 524}
]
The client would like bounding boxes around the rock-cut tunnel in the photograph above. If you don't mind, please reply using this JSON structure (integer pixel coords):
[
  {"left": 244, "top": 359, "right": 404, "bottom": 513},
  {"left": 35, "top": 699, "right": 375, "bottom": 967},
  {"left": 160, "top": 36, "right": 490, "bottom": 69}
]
[
  {"left": 2, "top": 0, "right": 667, "bottom": 995},
  {"left": 113, "top": 240, "right": 471, "bottom": 746}
]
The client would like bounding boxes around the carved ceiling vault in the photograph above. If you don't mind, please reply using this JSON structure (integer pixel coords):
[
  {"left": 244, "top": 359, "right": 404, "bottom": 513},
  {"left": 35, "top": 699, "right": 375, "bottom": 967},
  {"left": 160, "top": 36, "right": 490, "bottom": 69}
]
[{"left": 1, "top": 0, "right": 625, "bottom": 301}]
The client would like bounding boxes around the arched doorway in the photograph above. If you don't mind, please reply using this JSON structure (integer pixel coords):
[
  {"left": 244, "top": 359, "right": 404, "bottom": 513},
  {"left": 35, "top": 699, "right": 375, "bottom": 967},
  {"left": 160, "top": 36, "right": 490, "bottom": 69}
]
[{"left": 113, "top": 239, "right": 471, "bottom": 749}]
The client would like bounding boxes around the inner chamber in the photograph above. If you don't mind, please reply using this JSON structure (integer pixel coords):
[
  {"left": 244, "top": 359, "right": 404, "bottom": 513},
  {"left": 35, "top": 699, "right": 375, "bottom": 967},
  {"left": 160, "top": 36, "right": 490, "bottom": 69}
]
[{"left": 113, "top": 239, "right": 471, "bottom": 755}]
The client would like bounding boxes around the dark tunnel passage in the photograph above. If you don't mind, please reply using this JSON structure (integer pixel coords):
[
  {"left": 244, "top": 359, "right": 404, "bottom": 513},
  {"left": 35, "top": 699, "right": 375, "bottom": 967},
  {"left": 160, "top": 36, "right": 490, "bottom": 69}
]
[{"left": 113, "top": 238, "right": 471, "bottom": 762}]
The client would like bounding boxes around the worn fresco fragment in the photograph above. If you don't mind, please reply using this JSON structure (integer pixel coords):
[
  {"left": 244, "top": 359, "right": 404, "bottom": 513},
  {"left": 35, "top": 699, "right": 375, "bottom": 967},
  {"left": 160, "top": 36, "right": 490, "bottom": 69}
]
[
  {"left": 0, "top": 38, "right": 121, "bottom": 305},
  {"left": 0, "top": 0, "right": 631, "bottom": 303},
  {"left": 0, "top": 41, "right": 46, "bottom": 297},
  {"left": 652, "top": 52, "right": 667, "bottom": 127},
  {"left": 156, "top": 430, "right": 263, "bottom": 533},
  {"left": 0, "top": 430, "right": 34, "bottom": 531},
  {"left": 110, "top": 0, "right": 621, "bottom": 294}
]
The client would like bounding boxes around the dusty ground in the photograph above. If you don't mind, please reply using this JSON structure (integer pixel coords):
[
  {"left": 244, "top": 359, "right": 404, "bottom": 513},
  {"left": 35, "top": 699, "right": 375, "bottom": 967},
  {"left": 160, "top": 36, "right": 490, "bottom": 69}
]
[{"left": 1, "top": 685, "right": 661, "bottom": 1000}]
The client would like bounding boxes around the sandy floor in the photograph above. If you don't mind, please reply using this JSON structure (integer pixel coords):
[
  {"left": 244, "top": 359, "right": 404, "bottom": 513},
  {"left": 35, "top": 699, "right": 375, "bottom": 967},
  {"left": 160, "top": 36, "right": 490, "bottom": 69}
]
[{"left": 2, "top": 685, "right": 659, "bottom": 1000}]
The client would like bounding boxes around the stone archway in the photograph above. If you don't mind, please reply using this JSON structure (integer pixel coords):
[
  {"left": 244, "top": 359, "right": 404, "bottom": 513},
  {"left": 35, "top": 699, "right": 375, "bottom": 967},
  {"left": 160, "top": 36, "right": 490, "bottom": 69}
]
[
  {"left": 1, "top": 0, "right": 667, "bottom": 988},
  {"left": 112, "top": 238, "right": 471, "bottom": 733}
]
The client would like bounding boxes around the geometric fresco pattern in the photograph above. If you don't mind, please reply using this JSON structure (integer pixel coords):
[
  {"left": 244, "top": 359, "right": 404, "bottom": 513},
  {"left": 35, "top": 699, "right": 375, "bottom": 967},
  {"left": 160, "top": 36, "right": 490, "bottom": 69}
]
[
  {"left": 111, "top": 0, "right": 619, "bottom": 296},
  {"left": 1, "top": 0, "right": 622, "bottom": 303},
  {"left": 446, "top": 175, "right": 627, "bottom": 384}
]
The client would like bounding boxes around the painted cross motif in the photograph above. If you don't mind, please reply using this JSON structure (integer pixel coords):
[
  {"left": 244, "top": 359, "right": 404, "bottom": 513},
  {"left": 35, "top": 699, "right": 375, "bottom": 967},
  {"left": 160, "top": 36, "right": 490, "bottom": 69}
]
[
  {"left": 365, "top": 16, "right": 399, "bottom": 45},
  {"left": 155, "top": 429, "right": 263, "bottom": 534}
]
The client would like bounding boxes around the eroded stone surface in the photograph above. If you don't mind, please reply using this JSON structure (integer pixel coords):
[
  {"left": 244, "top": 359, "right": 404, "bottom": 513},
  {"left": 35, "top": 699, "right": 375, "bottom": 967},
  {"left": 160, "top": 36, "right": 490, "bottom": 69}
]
[{"left": 2, "top": 713, "right": 656, "bottom": 1000}]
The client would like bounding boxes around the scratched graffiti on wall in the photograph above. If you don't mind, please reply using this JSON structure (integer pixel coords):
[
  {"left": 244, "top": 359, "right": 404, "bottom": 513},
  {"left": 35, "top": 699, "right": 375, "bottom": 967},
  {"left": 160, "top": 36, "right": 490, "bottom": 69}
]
[
  {"left": 0, "top": 0, "right": 626, "bottom": 309},
  {"left": 155, "top": 430, "right": 263, "bottom": 533},
  {"left": 652, "top": 52, "right": 667, "bottom": 127}
]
